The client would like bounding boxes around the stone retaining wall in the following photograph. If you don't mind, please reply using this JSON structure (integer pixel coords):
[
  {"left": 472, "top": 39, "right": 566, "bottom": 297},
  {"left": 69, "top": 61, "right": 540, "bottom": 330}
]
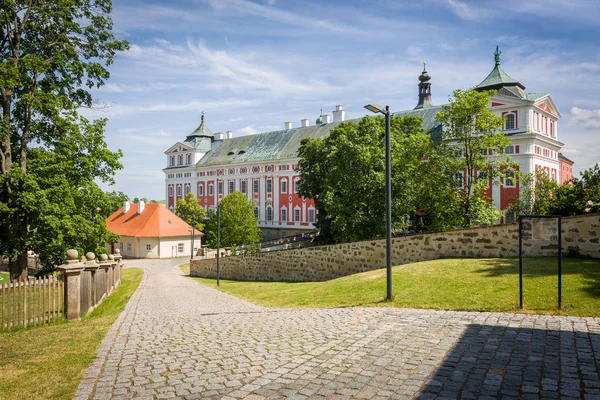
[{"left": 190, "top": 214, "right": 600, "bottom": 282}]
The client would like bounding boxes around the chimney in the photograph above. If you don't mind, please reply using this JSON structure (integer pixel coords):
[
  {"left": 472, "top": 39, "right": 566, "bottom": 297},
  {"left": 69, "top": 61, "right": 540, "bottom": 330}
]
[
  {"left": 137, "top": 200, "right": 145, "bottom": 214},
  {"left": 226, "top": 130, "right": 233, "bottom": 139},
  {"left": 332, "top": 105, "right": 345, "bottom": 122},
  {"left": 214, "top": 132, "right": 225, "bottom": 141},
  {"left": 123, "top": 201, "right": 130, "bottom": 214},
  {"left": 322, "top": 114, "right": 332, "bottom": 124},
  {"left": 284, "top": 121, "right": 292, "bottom": 130},
  {"left": 300, "top": 118, "right": 309, "bottom": 127}
]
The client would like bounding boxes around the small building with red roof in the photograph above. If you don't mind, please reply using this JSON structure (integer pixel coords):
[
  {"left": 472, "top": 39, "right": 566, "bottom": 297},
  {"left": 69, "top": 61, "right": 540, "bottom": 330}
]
[{"left": 106, "top": 201, "right": 202, "bottom": 258}]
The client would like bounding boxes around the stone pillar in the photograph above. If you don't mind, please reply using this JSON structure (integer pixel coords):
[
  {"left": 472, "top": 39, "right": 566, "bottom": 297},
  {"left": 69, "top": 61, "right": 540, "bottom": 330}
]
[
  {"left": 114, "top": 249, "right": 122, "bottom": 286},
  {"left": 98, "top": 254, "right": 111, "bottom": 297},
  {"left": 58, "top": 249, "right": 85, "bottom": 320},
  {"left": 108, "top": 254, "right": 117, "bottom": 290},
  {"left": 84, "top": 252, "right": 99, "bottom": 309}
]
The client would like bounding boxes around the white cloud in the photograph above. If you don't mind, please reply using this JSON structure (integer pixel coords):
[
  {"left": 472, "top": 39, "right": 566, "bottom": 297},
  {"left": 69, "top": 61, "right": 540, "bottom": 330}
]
[
  {"left": 570, "top": 107, "right": 600, "bottom": 130},
  {"left": 205, "top": 0, "right": 362, "bottom": 34}
]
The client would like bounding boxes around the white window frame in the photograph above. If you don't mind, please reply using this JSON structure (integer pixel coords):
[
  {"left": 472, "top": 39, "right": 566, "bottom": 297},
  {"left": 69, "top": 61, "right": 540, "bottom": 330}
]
[
  {"left": 504, "top": 169, "right": 516, "bottom": 188},
  {"left": 176, "top": 185, "right": 182, "bottom": 196},
  {"left": 146, "top": 244, "right": 152, "bottom": 251},
  {"left": 229, "top": 180, "right": 235, "bottom": 194},
  {"left": 504, "top": 113, "right": 516, "bottom": 130},
  {"left": 218, "top": 181, "right": 223, "bottom": 195},
  {"left": 308, "top": 208, "right": 315, "bottom": 223},
  {"left": 281, "top": 207, "right": 287, "bottom": 222},
  {"left": 281, "top": 179, "right": 287, "bottom": 194},
  {"left": 266, "top": 178, "right": 272, "bottom": 194},
  {"left": 185, "top": 185, "right": 191, "bottom": 195},
  {"left": 186, "top": 154, "right": 191, "bottom": 164},
  {"left": 504, "top": 145, "right": 514, "bottom": 154},
  {"left": 169, "top": 186, "right": 173, "bottom": 196},
  {"left": 198, "top": 184, "right": 204, "bottom": 196},
  {"left": 127, "top": 243, "right": 131, "bottom": 252},
  {"left": 454, "top": 171, "right": 464, "bottom": 189},
  {"left": 294, "top": 208, "right": 301, "bottom": 222},
  {"left": 266, "top": 206, "right": 273, "bottom": 222},
  {"left": 241, "top": 180, "right": 247, "bottom": 194},
  {"left": 294, "top": 179, "right": 300, "bottom": 194},
  {"left": 177, "top": 243, "right": 184, "bottom": 253},
  {"left": 209, "top": 184, "right": 214, "bottom": 196},
  {"left": 253, "top": 179, "right": 259, "bottom": 194}
]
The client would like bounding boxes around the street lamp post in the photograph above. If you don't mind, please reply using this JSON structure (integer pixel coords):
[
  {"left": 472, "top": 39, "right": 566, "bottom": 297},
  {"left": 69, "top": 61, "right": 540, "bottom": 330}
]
[
  {"left": 364, "top": 103, "right": 392, "bottom": 301},
  {"left": 216, "top": 205, "right": 221, "bottom": 286},
  {"left": 189, "top": 227, "right": 195, "bottom": 260}
]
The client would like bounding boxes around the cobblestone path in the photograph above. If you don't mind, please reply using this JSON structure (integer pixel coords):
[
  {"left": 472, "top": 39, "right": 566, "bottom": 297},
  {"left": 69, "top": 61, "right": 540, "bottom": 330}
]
[{"left": 75, "top": 260, "right": 600, "bottom": 399}]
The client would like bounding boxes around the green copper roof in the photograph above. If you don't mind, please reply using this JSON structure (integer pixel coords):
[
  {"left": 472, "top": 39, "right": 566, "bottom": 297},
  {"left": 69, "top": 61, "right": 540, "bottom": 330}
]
[
  {"left": 526, "top": 93, "right": 548, "bottom": 102},
  {"left": 196, "top": 107, "right": 443, "bottom": 167},
  {"left": 186, "top": 112, "right": 214, "bottom": 139},
  {"left": 475, "top": 46, "right": 525, "bottom": 91}
]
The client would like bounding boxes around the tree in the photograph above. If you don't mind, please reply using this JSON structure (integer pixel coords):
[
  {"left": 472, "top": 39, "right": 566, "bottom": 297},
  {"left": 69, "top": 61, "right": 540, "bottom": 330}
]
[
  {"left": 205, "top": 192, "right": 261, "bottom": 249},
  {"left": 298, "top": 115, "right": 456, "bottom": 244},
  {"left": 106, "top": 190, "right": 129, "bottom": 213},
  {"left": 0, "top": 1, "right": 128, "bottom": 278},
  {"left": 437, "top": 89, "right": 515, "bottom": 227},
  {"left": 175, "top": 192, "right": 206, "bottom": 231}
]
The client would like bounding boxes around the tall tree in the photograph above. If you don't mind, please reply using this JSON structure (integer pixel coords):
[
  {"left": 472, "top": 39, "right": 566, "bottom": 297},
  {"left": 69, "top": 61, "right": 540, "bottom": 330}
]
[
  {"left": 298, "top": 115, "right": 456, "bottom": 244},
  {"left": 106, "top": 190, "right": 129, "bottom": 213},
  {"left": 175, "top": 192, "right": 206, "bottom": 231},
  {"left": 0, "top": 1, "right": 128, "bottom": 278},
  {"left": 205, "top": 192, "right": 261, "bottom": 249},
  {"left": 437, "top": 89, "right": 514, "bottom": 227}
]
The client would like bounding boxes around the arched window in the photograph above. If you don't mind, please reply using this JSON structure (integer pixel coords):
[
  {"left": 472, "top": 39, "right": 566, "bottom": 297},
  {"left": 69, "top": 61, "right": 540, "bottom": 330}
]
[
  {"left": 178, "top": 155, "right": 183, "bottom": 165},
  {"left": 266, "top": 207, "right": 273, "bottom": 222},
  {"left": 454, "top": 171, "right": 464, "bottom": 189},
  {"left": 504, "top": 113, "right": 515, "bottom": 130},
  {"left": 185, "top": 185, "right": 191, "bottom": 195},
  {"left": 168, "top": 186, "right": 173, "bottom": 196},
  {"left": 169, "top": 156, "right": 175, "bottom": 166},
  {"left": 198, "top": 184, "right": 203, "bottom": 196},
  {"left": 176, "top": 186, "right": 182, "bottom": 196}
]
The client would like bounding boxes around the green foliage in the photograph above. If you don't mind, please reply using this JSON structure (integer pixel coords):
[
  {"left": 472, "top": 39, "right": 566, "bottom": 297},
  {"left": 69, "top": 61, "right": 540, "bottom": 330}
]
[
  {"left": 106, "top": 190, "right": 129, "bottom": 213},
  {"left": 566, "top": 245, "right": 581, "bottom": 258},
  {"left": 205, "top": 192, "right": 261, "bottom": 249},
  {"left": 509, "top": 164, "right": 600, "bottom": 218},
  {"left": 298, "top": 115, "right": 458, "bottom": 243},
  {"left": 437, "top": 89, "right": 514, "bottom": 227},
  {"left": 174, "top": 192, "right": 206, "bottom": 231},
  {"left": 0, "top": 0, "right": 128, "bottom": 275}
]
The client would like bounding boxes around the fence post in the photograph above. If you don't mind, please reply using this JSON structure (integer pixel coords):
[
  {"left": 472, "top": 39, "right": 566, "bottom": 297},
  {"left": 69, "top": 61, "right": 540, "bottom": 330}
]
[
  {"left": 108, "top": 254, "right": 117, "bottom": 291},
  {"left": 57, "top": 249, "right": 85, "bottom": 320},
  {"left": 98, "top": 254, "right": 112, "bottom": 296},
  {"left": 113, "top": 249, "right": 122, "bottom": 286},
  {"left": 84, "top": 252, "right": 99, "bottom": 310}
]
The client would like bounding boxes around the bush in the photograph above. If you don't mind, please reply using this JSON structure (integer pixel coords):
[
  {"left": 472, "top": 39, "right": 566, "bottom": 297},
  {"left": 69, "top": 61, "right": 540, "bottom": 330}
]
[{"left": 566, "top": 245, "right": 581, "bottom": 258}]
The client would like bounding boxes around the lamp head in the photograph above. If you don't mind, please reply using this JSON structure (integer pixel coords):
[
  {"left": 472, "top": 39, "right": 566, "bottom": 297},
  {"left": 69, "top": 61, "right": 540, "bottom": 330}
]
[{"left": 364, "top": 103, "right": 385, "bottom": 114}]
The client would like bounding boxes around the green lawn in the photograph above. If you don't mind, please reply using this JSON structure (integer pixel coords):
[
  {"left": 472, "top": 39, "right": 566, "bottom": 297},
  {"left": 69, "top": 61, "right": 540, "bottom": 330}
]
[
  {"left": 180, "top": 257, "right": 600, "bottom": 316},
  {"left": 0, "top": 268, "right": 144, "bottom": 400},
  {"left": 0, "top": 272, "right": 8, "bottom": 282}
]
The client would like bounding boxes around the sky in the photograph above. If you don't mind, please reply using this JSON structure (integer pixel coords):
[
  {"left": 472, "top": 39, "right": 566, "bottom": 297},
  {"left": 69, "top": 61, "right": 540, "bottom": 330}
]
[{"left": 88, "top": 0, "right": 600, "bottom": 200}]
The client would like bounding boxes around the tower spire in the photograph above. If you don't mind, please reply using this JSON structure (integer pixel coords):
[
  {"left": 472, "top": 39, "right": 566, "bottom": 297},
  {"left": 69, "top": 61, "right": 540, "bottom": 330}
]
[
  {"left": 494, "top": 45, "right": 501, "bottom": 66},
  {"left": 414, "top": 61, "right": 433, "bottom": 110},
  {"left": 201, "top": 111, "right": 205, "bottom": 123}
]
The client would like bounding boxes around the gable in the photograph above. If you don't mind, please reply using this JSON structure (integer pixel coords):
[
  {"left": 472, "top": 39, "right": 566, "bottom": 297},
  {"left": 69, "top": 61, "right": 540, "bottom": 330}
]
[{"left": 534, "top": 95, "right": 561, "bottom": 118}]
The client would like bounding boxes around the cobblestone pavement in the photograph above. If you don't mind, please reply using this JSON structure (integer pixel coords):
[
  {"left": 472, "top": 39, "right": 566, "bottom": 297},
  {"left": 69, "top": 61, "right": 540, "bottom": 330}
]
[{"left": 75, "top": 259, "right": 600, "bottom": 399}]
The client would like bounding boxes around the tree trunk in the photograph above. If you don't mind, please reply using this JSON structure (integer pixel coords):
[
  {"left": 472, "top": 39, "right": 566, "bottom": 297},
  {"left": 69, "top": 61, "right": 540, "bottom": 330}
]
[{"left": 8, "top": 251, "right": 28, "bottom": 280}]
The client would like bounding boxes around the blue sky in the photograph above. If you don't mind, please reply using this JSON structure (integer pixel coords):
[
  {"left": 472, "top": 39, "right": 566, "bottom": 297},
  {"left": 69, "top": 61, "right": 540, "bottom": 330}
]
[{"left": 89, "top": 0, "right": 600, "bottom": 200}]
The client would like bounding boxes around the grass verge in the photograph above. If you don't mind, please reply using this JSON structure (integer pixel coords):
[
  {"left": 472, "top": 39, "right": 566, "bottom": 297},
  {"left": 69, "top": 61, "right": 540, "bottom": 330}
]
[
  {"left": 0, "top": 268, "right": 143, "bottom": 400},
  {"left": 180, "top": 258, "right": 600, "bottom": 316}
]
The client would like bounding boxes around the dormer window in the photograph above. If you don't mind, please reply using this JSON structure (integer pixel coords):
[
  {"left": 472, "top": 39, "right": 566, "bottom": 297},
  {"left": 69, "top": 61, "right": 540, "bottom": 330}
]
[
  {"left": 227, "top": 151, "right": 235, "bottom": 156},
  {"left": 238, "top": 150, "right": 246, "bottom": 155},
  {"left": 178, "top": 155, "right": 183, "bottom": 165},
  {"left": 504, "top": 113, "right": 516, "bottom": 130},
  {"left": 169, "top": 155, "right": 175, "bottom": 166},
  {"left": 186, "top": 154, "right": 191, "bottom": 164}
]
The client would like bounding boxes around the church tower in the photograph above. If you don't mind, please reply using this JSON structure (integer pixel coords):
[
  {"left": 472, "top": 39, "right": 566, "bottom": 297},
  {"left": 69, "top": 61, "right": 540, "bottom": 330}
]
[{"left": 414, "top": 61, "right": 434, "bottom": 109}]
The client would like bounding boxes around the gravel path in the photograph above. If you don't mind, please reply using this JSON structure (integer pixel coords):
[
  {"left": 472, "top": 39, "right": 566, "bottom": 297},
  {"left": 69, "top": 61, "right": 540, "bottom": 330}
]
[{"left": 74, "top": 258, "right": 600, "bottom": 399}]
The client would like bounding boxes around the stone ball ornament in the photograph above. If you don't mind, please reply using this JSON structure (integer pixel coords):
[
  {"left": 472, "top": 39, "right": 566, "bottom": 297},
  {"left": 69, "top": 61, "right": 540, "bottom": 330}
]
[
  {"left": 100, "top": 254, "right": 108, "bottom": 261},
  {"left": 66, "top": 249, "right": 79, "bottom": 260},
  {"left": 86, "top": 252, "right": 96, "bottom": 261}
]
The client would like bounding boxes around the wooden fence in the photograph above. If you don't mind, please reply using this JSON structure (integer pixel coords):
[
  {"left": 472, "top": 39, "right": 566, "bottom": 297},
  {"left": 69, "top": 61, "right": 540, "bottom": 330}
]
[
  {"left": 0, "top": 248, "right": 124, "bottom": 331},
  {"left": 1, "top": 275, "right": 64, "bottom": 331}
]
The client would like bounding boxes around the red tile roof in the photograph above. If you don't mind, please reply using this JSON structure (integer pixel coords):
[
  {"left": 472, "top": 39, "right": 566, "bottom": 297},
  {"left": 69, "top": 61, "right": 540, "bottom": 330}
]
[{"left": 106, "top": 203, "right": 203, "bottom": 238}]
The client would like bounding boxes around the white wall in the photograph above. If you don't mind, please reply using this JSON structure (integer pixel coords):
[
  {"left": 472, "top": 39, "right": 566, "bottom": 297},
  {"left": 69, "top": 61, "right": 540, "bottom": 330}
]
[{"left": 113, "top": 236, "right": 201, "bottom": 259}]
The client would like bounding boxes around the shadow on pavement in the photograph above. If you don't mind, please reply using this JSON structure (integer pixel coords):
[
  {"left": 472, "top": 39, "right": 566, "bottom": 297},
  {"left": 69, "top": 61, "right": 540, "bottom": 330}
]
[{"left": 417, "top": 323, "right": 600, "bottom": 399}]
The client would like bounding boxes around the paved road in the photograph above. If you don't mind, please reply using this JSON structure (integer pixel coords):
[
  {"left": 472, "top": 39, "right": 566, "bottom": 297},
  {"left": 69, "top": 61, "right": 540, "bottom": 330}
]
[{"left": 75, "top": 259, "right": 600, "bottom": 399}]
